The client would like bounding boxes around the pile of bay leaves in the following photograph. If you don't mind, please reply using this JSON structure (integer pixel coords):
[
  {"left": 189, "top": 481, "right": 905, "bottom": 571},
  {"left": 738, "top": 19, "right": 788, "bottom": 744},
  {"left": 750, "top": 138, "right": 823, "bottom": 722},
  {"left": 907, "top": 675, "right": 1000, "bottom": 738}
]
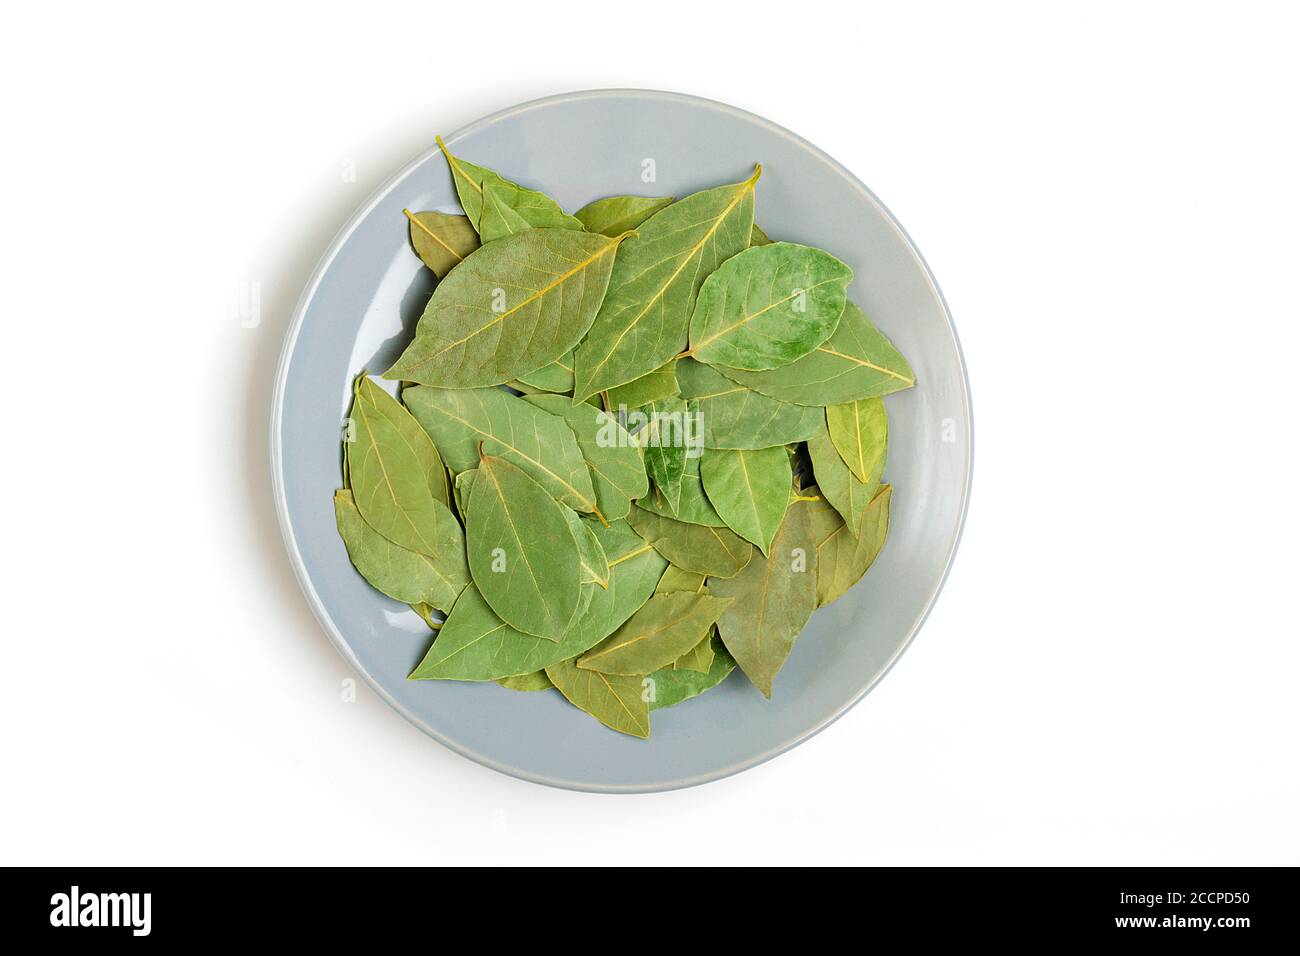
[{"left": 334, "top": 138, "right": 915, "bottom": 738}]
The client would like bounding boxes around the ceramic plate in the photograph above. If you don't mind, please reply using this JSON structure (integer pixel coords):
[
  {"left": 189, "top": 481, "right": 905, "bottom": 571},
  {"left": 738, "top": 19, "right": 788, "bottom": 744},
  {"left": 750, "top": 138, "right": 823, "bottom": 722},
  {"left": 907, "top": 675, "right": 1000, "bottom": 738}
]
[{"left": 271, "top": 90, "right": 972, "bottom": 792}]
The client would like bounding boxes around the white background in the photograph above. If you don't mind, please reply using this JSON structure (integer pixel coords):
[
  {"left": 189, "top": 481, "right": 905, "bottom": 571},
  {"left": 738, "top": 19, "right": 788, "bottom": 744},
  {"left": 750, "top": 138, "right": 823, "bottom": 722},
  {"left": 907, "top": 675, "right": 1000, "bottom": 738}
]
[{"left": 3, "top": 1, "right": 1297, "bottom": 865}]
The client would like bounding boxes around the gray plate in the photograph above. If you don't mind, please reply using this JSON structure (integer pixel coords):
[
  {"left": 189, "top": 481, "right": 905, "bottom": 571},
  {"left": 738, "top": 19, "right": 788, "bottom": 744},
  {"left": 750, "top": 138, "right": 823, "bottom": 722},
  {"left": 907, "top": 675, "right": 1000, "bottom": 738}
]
[{"left": 271, "top": 90, "right": 972, "bottom": 792}]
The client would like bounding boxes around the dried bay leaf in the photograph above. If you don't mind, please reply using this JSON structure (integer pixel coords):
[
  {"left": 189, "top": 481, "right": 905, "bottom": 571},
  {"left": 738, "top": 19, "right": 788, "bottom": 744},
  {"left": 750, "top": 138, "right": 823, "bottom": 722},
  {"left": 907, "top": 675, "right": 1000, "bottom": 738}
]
[
  {"left": 437, "top": 136, "right": 495, "bottom": 227},
  {"left": 812, "top": 484, "right": 892, "bottom": 607},
  {"left": 403, "top": 387, "right": 599, "bottom": 515},
  {"left": 636, "top": 395, "right": 689, "bottom": 513},
  {"left": 677, "top": 358, "right": 822, "bottom": 449},
  {"left": 410, "top": 585, "right": 593, "bottom": 681},
  {"left": 566, "top": 510, "right": 610, "bottom": 589},
  {"left": 544, "top": 657, "right": 650, "bottom": 738},
  {"left": 808, "top": 413, "right": 887, "bottom": 538},
  {"left": 477, "top": 188, "right": 532, "bottom": 238},
  {"left": 577, "top": 591, "right": 732, "bottom": 676},
  {"left": 334, "top": 490, "right": 467, "bottom": 611},
  {"left": 466, "top": 453, "right": 582, "bottom": 641},
  {"left": 605, "top": 360, "right": 679, "bottom": 410},
  {"left": 352, "top": 374, "right": 450, "bottom": 507},
  {"left": 524, "top": 394, "right": 648, "bottom": 522},
  {"left": 575, "top": 195, "right": 674, "bottom": 237},
  {"left": 655, "top": 565, "right": 708, "bottom": 594},
  {"left": 348, "top": 376, "right": 453, "bottom": 554},
  {"left": 700, "top": 446, "right": 793, "bottom": 554},
  {"left": 716, "top": 301, "right": 915, "bottom": 406},
  {"left": 478, "top": 176, "right": 584, "bottom": 243},
  {"left": 636, "top": 452, "right": 724, "bottom": 527},
  {"left": 626, "top": 506, "right": 753, "bottom": 579},
  {"left": 669, "top": 633, "right": 715, "bottom": 673},
  {"left": 411, "top": 520, "right": 664, "bottom": 683},
  {"left": 385, "top": 228, "right": 631, "bottom": 388},
  {"left": 404, "top": 209, "right": 479, "bottom": 278},
  {"left": 496, "top": 670, "right": 555, "bottom": 692},
  {"left": 688, "top": 242, "right": 852, "bottom": 371},
  {"left": 647, "top": 637, "right": 735, "bottom": 711},
  {"left": 654, "top": 562, "right": 718, "bottom": 672},
  {"left": 573, "top": 167, "right": 761, "bottom": 401},
  {"left": 826, "top": 396, "right": 888, "bottom": 485},
  {"left": 515, "top": 350, "right": 575, "bottom": 394},
  {"left": 338, "top": 148, "right": 913, "bottom": 735},
  {"left": 711, "top": 500, "right": 819, "bottom": 697},
  {"left": 580, "top": 519, "right": 670, "bottom": 642},
  {"left": 437, "top": 136, "right": 581, "bottom": 236}
]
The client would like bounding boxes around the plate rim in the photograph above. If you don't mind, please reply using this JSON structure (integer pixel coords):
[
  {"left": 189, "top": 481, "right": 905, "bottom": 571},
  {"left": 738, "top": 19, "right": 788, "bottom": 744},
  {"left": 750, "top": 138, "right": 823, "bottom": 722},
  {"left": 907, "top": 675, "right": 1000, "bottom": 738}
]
[{"left": 269, "top": 88, "right": 975, "bottom": 793}]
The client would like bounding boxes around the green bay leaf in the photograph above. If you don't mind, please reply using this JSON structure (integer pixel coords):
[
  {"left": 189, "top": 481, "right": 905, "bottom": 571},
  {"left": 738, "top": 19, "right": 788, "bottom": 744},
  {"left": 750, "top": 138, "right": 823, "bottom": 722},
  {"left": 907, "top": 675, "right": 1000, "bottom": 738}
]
[
  {"left": 677, "top": 357, "right": 823, "bottom": 449},
  {"left": 573, "top": 167, "right": 760, "bottom": 401},
  {"left": 544, "top": 657, "right": 650, "bottom": 738},
  {"left": 625, "top": 506, "right": 753, "bottom": 579},
  {"left": 466, "top": 453, "right": 582, "bottom": 641},
  {"left": 334, "top": 489, "right": 467, "bottom": 611},
  {"left": 826, "top": 396, "right": 889, "bottom": 484},
  {"left": 688, "top": 242, "right": 852, "bottom": 370},
  {"left": 577, "top": 591, "right": 732, "bottom": 676},
  {"left": 524, "top": 394, "right": 648, "bottom": 522},
  {"left": 385, "top": 228, "right": 630, "bottom": 388},
  {"left": 403, "top": 387, "right": 599, "bottom": 515},
  {"left": 710, "top": 499, "right": 819, "bottom": 698},
  {"left": 404, "top": 209, "right": 479, "bottom": 278},
  {"left": 347, "top": 375, "right": 452, "bottom": 553},
  {"left": 575, "top": 195, "right": 674, "bottom": 236},
  {"left": 716, "top": 301, "right": 916, "bottom": 405},
  {"left": 700, "top": 446, "right": 792, "bottom": 554}
]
